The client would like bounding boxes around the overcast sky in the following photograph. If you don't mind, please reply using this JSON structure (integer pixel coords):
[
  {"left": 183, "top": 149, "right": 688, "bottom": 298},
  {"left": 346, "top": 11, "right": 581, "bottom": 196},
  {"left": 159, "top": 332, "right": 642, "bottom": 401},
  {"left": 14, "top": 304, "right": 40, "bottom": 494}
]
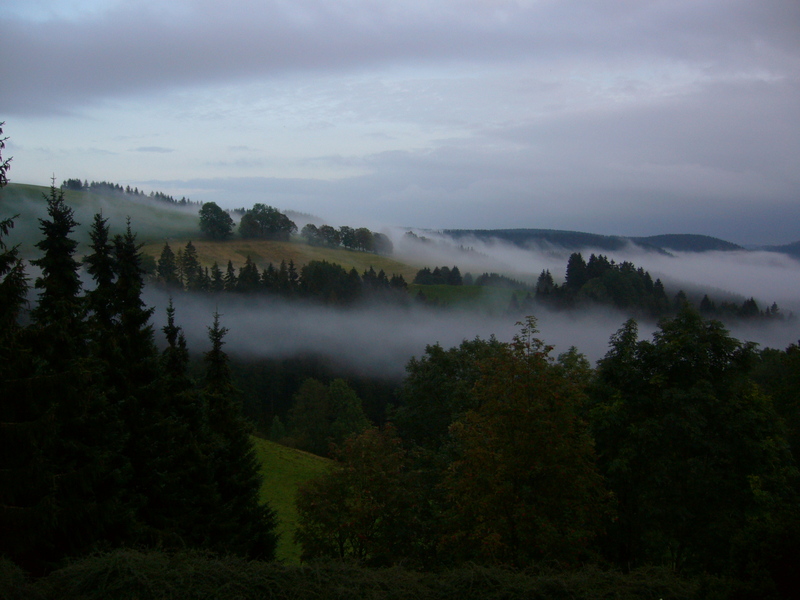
[{"left": 3, "top": 0, "right": 799, "bottom": 245}]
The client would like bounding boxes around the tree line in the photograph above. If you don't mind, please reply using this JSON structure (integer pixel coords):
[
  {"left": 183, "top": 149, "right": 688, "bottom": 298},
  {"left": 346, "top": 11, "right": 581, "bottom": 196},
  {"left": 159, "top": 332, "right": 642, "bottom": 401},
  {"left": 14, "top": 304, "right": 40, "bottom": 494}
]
[
  {"left": 291, "top": 312, "right": 799, "bottom": 596},
  {"left": 199, "top": 201, "right": 394, "bottom": 256},
  {"left": 155, "top": 240, "right": 408, "bottom": 305},
  {"left": 411, "top": 252, "right": 786, "bottom": 322},
  {"left": 301, "top": 223, "right": 394, "bottom": 255},
  {"left": 61, "top": 178, "right": 198, "bottom": 207},
  {"left": 0, "top": 184, "right": 277, "bottom": 575}
]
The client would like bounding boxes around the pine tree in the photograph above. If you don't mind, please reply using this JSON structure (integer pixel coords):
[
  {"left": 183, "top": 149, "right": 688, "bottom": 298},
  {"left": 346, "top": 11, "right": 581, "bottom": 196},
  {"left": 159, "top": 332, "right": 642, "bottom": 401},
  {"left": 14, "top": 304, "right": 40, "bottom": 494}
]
[
  {"left": 224, "top": 259, "right": 238, "bottom": 292},
  {"left": 210, "top": 261, "right": 224, "bottom": 293},
  {"left": 31, "top": 182, "right": 85, "bottom": 366},
  {"left": 84, "top": 213, "right": 117, "bottom": 336},
  {"left": 156, "top": 241, "right": 180, "bottom": 287},
  {"left": 203, "top": 312, "right": 279, "bottom": 558},
  {"left": 182, "top": 241, "right": 203, "bottom": 291},
  {"left": 2, "top": 195, "right": 129, "bottom": 573},
  {"left": 138, "top": 300, "right": 219, "bottom": 550}
]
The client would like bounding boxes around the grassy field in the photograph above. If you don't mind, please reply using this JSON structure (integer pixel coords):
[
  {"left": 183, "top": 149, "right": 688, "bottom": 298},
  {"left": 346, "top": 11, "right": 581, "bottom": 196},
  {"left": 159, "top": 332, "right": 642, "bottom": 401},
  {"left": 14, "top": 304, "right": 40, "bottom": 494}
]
[
  {"left": 251, "top": 436, "right": 332, "bottom": 564},
  {"left": 143, "top": 238, "right": 421, "bottom": 281}
]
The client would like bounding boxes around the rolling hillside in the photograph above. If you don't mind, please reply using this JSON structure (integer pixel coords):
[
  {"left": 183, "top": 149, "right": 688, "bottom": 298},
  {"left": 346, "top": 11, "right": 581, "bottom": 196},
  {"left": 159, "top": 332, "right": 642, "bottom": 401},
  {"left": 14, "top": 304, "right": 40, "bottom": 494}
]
[
  {"left": 143, "top": 238, "right": 421, "bottom": 282},
  {"left": 252, "top": 437, "right": 332, "bottom": 563},
  {"left": 0, "top": 182, "right": 200, "bottom": 252}
]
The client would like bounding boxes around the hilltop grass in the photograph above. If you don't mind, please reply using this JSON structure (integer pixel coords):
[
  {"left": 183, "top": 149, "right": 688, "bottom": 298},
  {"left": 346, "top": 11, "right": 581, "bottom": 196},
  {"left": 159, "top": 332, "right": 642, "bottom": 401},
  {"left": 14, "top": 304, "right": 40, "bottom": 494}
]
[
  {"left": 251, "top": 437, "right": 332, "bottom": 564},
  {"left": 0, "top": 183, "right": 199, "bottom": 252}
]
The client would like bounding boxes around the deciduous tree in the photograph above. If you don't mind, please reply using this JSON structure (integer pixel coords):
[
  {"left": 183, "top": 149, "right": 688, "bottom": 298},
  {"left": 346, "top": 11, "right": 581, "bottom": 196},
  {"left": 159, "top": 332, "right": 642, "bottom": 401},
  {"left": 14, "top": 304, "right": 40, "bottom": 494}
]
[{"left": 199, "top": 201, "right": 234, "bottom": 240}]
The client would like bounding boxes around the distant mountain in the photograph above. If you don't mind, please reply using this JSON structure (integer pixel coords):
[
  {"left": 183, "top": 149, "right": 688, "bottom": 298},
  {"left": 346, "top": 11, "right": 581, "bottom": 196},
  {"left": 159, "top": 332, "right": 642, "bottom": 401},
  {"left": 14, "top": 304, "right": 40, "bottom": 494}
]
[
  {"left": 441, "top": 229, "right": 751, "bottom": 255},
  {"left": 759, "top": 241, "right": 800, "bottom": 259},
  {"left": 442, "top": 228, "right": 661, "bottom": 252},
  {"left": 630, "top": 234, "right": 743, "bottom": 252}
]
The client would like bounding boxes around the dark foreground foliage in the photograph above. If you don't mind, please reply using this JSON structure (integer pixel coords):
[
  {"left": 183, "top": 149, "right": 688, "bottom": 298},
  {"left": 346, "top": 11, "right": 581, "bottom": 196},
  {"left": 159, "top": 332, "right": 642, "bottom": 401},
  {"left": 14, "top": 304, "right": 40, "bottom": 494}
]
[{"left": 0, "top": 550, "right": 738, "bottom": 600}]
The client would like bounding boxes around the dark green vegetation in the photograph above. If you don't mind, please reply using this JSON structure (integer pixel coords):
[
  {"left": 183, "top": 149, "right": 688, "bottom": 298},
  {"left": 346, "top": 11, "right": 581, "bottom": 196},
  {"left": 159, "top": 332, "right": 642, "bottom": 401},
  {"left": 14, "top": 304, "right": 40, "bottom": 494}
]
[
  {"left": 288, "top": 315, "right": 800, "bottom": 598},
  {"left": 302, "top": 222, "right": 394, "bottom": 255},
  {"left": 0, "top": 550, "right": 719, "bottom": 600},
  {"left": 198, "top": 201, "right": 235, "bottom": 240},
  {"left": 0, "top": 183, "right": 277, "bottom": 575}
]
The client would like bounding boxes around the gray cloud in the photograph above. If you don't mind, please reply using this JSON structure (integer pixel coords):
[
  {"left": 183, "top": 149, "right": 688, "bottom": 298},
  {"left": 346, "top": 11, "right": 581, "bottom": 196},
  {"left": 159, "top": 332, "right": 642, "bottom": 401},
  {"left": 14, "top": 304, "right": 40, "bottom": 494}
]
[
  {"left": 4, "top": 0, "right": 799, "bottom": 246},
  {"left": 134, "top": 146, "right": 174, "bottom": 153},
  {"left": 2, "top": 0, "right": 798, "bottom": 114}
]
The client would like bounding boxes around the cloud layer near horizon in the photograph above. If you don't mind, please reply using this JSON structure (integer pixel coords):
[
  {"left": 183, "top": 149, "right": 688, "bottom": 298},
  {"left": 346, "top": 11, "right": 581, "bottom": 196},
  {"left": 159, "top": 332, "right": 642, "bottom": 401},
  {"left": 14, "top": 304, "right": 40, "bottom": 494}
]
[{"left": 3, "top": 0, "right": 799, "bottom": 244}]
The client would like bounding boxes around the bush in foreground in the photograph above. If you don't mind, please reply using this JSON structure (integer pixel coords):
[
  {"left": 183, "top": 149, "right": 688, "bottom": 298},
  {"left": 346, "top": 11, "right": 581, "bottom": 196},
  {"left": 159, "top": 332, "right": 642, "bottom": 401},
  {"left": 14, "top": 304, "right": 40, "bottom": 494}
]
[{"left": 1, "top": 549, "right": 743, "bottom": 600}]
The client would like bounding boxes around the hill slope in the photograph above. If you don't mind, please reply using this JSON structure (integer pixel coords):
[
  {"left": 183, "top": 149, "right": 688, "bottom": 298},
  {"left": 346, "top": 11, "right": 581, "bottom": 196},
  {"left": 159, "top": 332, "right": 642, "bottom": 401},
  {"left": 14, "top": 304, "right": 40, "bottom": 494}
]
[
  {"left": 252, "top": 437, "right": 332, "bottom": 563},
  {"left": 143, "top": 238, "right": 421, "bottom": 281},
  {"left": 442, "top": 228, "right": 744, "bottom": 254},
  {"left": 631, "top": 234, "right": 743, "bottom": 252},
  {"left": 0, "top": 182, "right": 200, "bottom": 252}
]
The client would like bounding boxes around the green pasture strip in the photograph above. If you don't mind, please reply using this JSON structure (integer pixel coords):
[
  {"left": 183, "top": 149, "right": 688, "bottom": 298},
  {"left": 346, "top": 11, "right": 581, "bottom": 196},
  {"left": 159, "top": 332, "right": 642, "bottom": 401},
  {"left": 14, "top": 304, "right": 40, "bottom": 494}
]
[{"left": 252, "top": 436, "right": 332, "bottom": 564}]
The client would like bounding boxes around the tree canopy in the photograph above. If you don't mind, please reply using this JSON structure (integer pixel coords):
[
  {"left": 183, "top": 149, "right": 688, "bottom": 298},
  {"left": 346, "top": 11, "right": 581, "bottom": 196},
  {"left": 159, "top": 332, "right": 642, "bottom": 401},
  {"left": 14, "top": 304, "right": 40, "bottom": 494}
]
[
  {"left": 199, "top": 202, "right": 235, "bottom": 240},
  {"left": 239, "top": 204, "right": 296, "bottom": 241}
]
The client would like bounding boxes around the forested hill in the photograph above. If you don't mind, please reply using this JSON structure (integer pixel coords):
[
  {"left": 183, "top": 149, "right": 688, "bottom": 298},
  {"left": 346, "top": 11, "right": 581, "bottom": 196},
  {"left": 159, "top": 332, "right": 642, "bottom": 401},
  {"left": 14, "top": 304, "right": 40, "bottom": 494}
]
[
  {"left": 760, "top": 240, "right": 800, "bottom": 259},
  {"left": 631, "top": 233, "right": 744, "bottom": 252},
  {"left": 0, "top": 182, "right": 200, "bottom": 249},
  {"left": 442, "top": 228, "right": 639, "bottom": 251},
  {"left": 442, "top": 228, "right": 744, "bottom": 253}
]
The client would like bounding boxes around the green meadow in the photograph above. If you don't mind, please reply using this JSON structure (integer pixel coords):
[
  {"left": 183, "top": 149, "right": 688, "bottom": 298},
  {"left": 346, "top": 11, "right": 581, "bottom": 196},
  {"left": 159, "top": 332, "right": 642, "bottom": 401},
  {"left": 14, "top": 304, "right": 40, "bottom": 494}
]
[{"left": 252, "top": 437, "right": 332, "bottom": 563}]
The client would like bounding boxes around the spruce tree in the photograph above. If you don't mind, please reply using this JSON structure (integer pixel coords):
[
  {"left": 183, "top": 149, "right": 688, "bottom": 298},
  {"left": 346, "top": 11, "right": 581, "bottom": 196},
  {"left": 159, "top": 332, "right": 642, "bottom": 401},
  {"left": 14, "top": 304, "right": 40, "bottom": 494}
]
[
  {"left": 203, "top": 312, "right": 279, "bottom": 558},
  {"left": 224, "top": 259, "right": 238, "bottom": 292},
  {"left": 3, "top": 193, "right": 128, "bottom": 573},
  {"left": 84, "top": 213, "right": 117, "bottom": 336},
  {"left": 135, "top": 300, "right": 219, "bottom": 549},
  {"left": 156, "top": 241, "right": 180, "bottom": 287},
  {"left": 31, "top": 182, "right": 85, "bottom": 365}
]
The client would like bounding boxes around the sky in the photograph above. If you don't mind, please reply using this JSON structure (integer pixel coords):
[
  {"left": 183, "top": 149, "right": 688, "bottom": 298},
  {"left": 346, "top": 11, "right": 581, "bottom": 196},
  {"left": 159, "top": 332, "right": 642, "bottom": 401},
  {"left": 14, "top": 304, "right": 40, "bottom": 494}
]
[{"left": 2, "top": 0, "right": 799, "bottom": 245}]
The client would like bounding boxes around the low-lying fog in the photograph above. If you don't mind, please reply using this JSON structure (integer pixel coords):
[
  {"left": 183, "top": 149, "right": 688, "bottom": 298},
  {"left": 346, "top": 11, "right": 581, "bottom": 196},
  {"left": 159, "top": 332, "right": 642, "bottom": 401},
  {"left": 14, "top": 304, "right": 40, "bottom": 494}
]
[{"left": 145, "top": 229, "right": 800, "bottom": 379}]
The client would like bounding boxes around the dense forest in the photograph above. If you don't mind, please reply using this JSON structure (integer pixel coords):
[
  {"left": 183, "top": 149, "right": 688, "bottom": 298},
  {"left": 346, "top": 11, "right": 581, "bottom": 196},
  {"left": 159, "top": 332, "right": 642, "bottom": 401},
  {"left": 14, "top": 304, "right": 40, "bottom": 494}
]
[
  {"left": 1, "top": 182, "right": 277, "bottom": 575},
  {"left": 1, "top": 137, "right": 799, "bottom": 598}
]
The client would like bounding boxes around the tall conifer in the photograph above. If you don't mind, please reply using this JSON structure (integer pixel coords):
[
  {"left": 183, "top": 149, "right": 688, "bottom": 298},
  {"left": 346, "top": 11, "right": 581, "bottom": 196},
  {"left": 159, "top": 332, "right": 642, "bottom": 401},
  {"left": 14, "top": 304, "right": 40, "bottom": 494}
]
[{"left": 203, "top": 312, "right": 279, "bottom": 558}]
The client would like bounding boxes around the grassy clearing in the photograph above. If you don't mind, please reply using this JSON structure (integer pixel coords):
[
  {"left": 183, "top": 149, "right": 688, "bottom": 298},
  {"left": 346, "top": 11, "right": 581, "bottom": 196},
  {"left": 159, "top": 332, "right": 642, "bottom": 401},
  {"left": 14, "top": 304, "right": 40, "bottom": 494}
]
[
  {"left": 143, "top": 238, "right": 421, "bottom": 282},
  {"left": 251, "top": 437, "right": 332, "bottom": 564}
]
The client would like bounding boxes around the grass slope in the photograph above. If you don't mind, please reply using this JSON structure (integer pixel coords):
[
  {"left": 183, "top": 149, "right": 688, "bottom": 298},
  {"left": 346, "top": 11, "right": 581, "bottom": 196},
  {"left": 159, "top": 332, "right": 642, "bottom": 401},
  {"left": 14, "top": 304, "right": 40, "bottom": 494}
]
[
  {"left": 0, "top": 183, "right": 199, "bottom": 252},
  {"left": 251, "top": 437, "right": 331, "bottom": 563},
  {"left": 144, "top": 238, "right": 420, "bottom": 281},
  {"left": 2, "top": 183, "right": 420, "bottom": 279}
]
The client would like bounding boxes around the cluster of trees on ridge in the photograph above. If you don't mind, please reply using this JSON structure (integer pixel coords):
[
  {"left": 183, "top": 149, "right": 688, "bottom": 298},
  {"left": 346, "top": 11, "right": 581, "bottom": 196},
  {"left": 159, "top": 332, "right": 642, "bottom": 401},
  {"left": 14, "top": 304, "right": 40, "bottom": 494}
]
[
  {"left": 61, "top": 178, "right": 198, "bottom": 207},
  {"left": 411, "top": 252, "right": 786, "bottom": 322},
  {"left": 301, "top": 222, "right": 394, "bottom": 255},
  {"left": 155, "top": 240, "right": 408, "bottom": 305},
  {"left": 0, "top": 181, "right": 277, "bottom": 574},
  {"left": 533, "top": 252, "right": 787, "bottom": 321},
  {"left": 199, "top": 201, "right": 393, "bottom": 257}
]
